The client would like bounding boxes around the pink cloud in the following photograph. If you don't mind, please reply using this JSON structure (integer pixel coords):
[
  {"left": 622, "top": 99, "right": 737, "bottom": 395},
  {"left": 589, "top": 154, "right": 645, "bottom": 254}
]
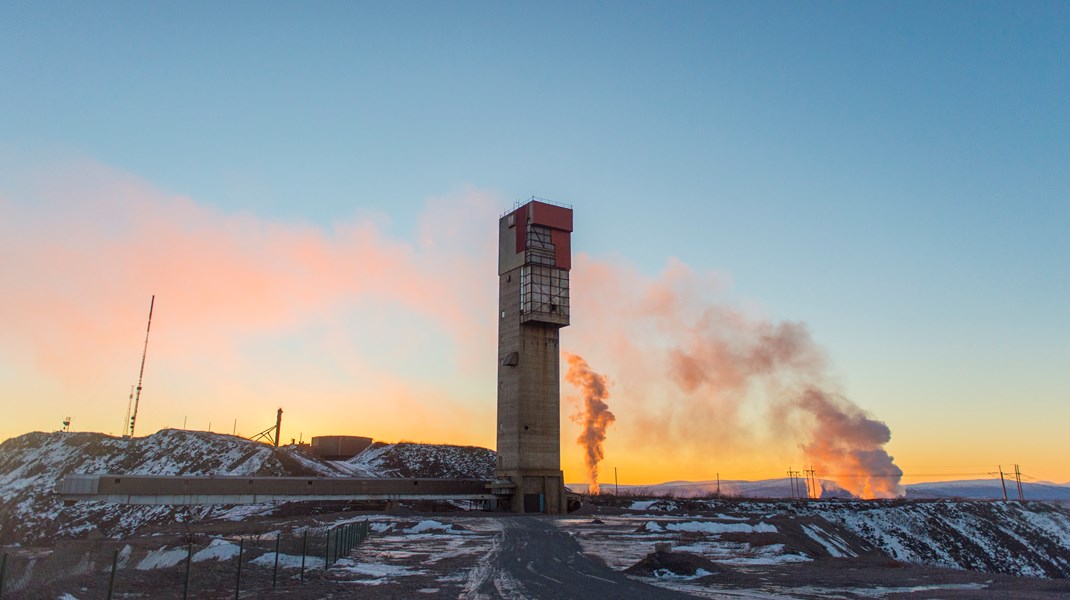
[{"left": 0, "top": 158, "right": 498, "bottom": 441}]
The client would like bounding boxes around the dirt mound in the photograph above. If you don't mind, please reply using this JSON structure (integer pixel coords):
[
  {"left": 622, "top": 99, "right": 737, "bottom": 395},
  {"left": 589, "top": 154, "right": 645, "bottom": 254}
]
[
  {"left": 345, "top": 442, "right": 495, "bottom": 479},
  {"left": 624, "top": 550, "right": 728, "bottom": 578}
]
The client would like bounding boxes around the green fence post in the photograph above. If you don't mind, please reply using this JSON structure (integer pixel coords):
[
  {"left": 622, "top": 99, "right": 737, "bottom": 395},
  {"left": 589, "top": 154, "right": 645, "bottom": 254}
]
[
  {"left": 300, "top": 529, "right": 308, "bottom": 583},
  {"left": 0, "top": 552, "right": 8, "bottom": 599},
  {"left": 182, "top": 543, "right": 193, "bottom": 599},
  {"left": 272, "top": 533, "right": 281, "bottom": 588},
  {"left": 106, "top": 549, "right": 119, "bottom": 600},
  {"left": 234, "top": 538, "right": 244, "bottom": 600}
]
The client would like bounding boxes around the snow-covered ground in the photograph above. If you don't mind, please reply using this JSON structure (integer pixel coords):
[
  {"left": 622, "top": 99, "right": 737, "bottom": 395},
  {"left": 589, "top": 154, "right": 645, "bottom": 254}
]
[
  {"left": 606, "top": 497, "right": 1070, "bottom": 579},
  {"left": 325, "top": 516, "right": 498, "bottom": 590},
  {"left": 0, "top": 429, "right": 355, "bottom": 545},
  {"left": 810, "top": 500, "right": 1070, "bottom": 577},
  {"left": 556, "top": 516, "right": 811, "bottom": 572},
  {"left": 343, "top": 442, "right": 494, "bottom": 479},
  {"left": 0, "top": 430, "right": 494, "bottom": 546}
]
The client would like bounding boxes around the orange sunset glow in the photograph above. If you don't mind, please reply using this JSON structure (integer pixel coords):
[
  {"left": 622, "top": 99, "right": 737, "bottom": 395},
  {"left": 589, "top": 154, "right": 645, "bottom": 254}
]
[{"left": 3, "top": 157, "right": 1066, "bottom": 493}]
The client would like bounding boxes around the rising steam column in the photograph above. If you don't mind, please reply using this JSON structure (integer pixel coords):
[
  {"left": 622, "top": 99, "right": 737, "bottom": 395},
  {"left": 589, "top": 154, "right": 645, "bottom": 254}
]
[{"left": 495, "top": 198, "right": 572, "bottom": 514}]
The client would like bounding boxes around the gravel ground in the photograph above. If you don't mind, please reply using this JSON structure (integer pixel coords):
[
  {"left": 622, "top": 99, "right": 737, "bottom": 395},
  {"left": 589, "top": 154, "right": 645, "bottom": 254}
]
[{"left": 3, "top": 504, "right": 1069, "bottom": 599}]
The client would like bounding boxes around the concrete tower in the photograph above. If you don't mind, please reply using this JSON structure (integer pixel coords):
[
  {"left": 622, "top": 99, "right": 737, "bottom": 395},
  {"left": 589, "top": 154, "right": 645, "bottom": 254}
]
[{"left": 496, "top": 198, "right": 572, "bottom": 514}]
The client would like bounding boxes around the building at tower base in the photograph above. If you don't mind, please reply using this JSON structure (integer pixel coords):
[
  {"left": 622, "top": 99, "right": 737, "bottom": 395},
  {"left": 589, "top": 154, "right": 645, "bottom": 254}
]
[{"left": 495, "top": 198, "right": 572, "bottom": 514}]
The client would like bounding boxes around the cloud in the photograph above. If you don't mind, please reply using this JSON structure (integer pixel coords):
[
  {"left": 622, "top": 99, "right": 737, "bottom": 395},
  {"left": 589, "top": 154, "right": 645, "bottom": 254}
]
[{"left": 0, "top": 156, "right": 498, "bottom": 442}]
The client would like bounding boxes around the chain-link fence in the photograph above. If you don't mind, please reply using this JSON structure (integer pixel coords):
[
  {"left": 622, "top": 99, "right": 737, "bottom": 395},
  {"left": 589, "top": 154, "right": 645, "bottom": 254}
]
[{"left": 0, "top": 520, "right": 371, "bottom": 599}]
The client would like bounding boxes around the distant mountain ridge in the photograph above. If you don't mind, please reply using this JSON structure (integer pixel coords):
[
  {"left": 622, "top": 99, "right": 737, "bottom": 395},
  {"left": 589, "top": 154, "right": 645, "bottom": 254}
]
[{"left": 572, "top": 478, "right": 1070, "bottom": 502}]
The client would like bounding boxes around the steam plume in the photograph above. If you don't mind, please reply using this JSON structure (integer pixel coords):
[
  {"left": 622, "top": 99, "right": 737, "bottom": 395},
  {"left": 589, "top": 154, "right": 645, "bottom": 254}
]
[
  {"left": 793, "top": 388, "right": 903, "bottom": 498},
  {"left": 564, "top": 353, "right": 615, "bottom": 494},
  {"left": 570, "top": 256, "right": 904, "bottom": 498}
]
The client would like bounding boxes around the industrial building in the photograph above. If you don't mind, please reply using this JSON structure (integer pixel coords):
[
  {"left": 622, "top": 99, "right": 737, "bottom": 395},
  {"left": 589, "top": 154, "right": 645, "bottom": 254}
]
[
  {"left": 57, "top": 474, "right": 493, "bottom": 505},
  {"left": 495, "top": 198, "right": 573, "bottom": 513},
  {"left": 311, "top": 435, "right": 373, "bottom": 461}
]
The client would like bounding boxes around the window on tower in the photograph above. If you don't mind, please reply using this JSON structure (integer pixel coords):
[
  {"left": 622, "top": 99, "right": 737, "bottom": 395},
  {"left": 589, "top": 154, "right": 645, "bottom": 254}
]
[{"left": 520, "top": 265, "right": 569, "bottom": 325}]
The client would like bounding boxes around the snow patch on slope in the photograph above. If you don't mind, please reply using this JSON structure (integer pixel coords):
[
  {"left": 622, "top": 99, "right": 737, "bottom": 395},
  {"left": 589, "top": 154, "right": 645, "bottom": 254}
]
[{"left": 344, "top": 442, "right": 494, "bottom": 479}]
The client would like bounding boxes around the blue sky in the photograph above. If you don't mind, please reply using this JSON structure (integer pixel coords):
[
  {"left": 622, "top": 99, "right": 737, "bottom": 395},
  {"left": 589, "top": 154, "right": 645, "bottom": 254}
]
[{"left": 2, "top": 1, "right": 1068, "bottom": 482}]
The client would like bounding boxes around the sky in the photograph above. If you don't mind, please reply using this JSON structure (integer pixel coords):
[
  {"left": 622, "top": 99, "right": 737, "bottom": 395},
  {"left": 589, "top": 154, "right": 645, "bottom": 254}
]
[{"left": 1, "top": 1, "right": 1067, "bottom": 487}]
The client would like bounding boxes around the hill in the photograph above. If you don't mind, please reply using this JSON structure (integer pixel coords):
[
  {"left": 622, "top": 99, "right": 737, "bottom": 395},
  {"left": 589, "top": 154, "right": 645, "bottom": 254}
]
[
  {"left": 0, "top": 429, "right": 493, "bottom": 546},
  {"left": 344, "top": 441, "right": 495, "bottom": 479},
  {"left": 906, "top": 479, "right": 1070, "bottom": 502},
  {"left": 624, "top": 497, "right": 1070, "bottom": 578}
]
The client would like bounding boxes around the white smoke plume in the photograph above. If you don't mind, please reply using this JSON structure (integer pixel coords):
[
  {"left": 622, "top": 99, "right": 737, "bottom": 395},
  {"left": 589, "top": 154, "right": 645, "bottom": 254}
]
[
  {"left": 564, "top": 352, "right": 615, "bottom": 495},
  {"left": 570, "top": 256, "right": 904, "bottom": 498}
]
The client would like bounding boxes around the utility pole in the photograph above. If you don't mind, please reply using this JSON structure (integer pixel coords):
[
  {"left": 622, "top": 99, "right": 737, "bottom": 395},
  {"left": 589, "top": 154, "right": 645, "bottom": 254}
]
[
  {"left": 614, "top": 467, "right": 619, "bottom": 496},
  {"left": 803, "top": 467, "right": 817, "bottom": 499},
  {"left": 716, "top": 473, "right": 720, "bottom": 497},
  {"left": 999, "top": 465, "right": 1008, "bottom": 502},
  {"left": 787, "top": 468, "right": 802, "bottom": 499},
  {"left": 127, "top": 295, "right": 155, "bottom": 438},
  {"left": 1015, "top": 464, "right": 1024, "bottom": 502}
]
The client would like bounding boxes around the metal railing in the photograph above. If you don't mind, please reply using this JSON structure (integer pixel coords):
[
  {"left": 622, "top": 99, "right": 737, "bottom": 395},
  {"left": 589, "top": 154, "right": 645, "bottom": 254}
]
[{"left": 499, "top": 196, "right": 573, "bottom": 218}]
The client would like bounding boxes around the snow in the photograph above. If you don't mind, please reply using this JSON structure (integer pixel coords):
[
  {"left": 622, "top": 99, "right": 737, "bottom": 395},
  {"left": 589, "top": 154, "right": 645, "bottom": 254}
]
[
  {"left": 328, "top": 460, "right": 376, "bottom": 477},
  {"left": 344, "top": 442, "right": 494, "bottom": 479},
  {"left": 848, "top": 583, "right": 987, "bottom": 597},
  {"left": 651, "top": 567, "right": 713, "bottom": 580},
  {"left": 559, "top": 516, "right": 809, "bottom": 574},
  {"left": 721, "top": 552, "right": 810, "bottom": 565},
  {"left": 6, "top": 429, "right": 1070, "bottom": 583},
  {"left": 406, "top": 520, "right": 452, "bottom": 533},
  {"left": 251, "top": 552, "right": 314, "bottom": 569},
  {"left": 136, "top": 546, "right": 188, "bottom": 570},
  {"left": 334, "top": 557, "right": 425, "bottom": 578},
  {"left": 215, "top": 503, "right": 277, "bottom": 521},
  {"left": 800, "top": 523, "right": 857, "bottom": 558},
  {"left": 117, "top": 545, "right": 133, "bottom": 567},
  {"left": 643, "top": 520, "right": 777, "bottom": 534},
  {"left": 0, "top": 429, "right": 364, "bottom": 546},
  {"left": 192, "top": 539, "right": 240, "bottom": 562}
]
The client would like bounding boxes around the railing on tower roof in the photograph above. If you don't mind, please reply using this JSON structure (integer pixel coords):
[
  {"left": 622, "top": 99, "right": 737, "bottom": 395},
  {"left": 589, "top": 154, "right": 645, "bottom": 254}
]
[{"left": 500, "top": 196, "right": 573, "bottom": 218}]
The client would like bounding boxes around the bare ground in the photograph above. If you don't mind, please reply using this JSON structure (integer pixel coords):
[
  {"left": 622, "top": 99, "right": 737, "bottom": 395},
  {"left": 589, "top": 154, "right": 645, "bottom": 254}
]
[{"left": 3, "top": 503, "right": 1070, "bottom": 599}]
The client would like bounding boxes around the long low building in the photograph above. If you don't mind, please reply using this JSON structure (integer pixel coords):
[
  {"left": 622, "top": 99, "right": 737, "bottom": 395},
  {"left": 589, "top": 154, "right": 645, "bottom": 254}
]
[{"left": 57, "top": 474, "right": 498, "bottom": 506}]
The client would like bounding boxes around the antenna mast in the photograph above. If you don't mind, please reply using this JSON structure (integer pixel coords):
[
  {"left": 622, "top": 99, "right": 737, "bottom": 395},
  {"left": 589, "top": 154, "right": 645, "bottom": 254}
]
[
  {"left": 127, "top": 295, "right": 155, "bottom": 438},
  {"left": 123, "top": 385, "right": 134, "bottom": 437}
]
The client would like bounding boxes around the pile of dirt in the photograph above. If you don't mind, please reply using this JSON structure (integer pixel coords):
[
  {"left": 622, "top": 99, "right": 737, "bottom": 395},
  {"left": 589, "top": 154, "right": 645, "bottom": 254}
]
[
  {"left": 624, "top": 550, "right": 729, "bottom": 578},
  {"left": 345, "top": 442, "right": 495, "bottom": 479}
]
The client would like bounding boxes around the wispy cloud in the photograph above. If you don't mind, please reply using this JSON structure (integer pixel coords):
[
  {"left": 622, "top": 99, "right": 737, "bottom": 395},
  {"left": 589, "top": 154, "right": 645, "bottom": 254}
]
[{"left": 0, "top": 157, "right": 498, "bottom": 442}]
